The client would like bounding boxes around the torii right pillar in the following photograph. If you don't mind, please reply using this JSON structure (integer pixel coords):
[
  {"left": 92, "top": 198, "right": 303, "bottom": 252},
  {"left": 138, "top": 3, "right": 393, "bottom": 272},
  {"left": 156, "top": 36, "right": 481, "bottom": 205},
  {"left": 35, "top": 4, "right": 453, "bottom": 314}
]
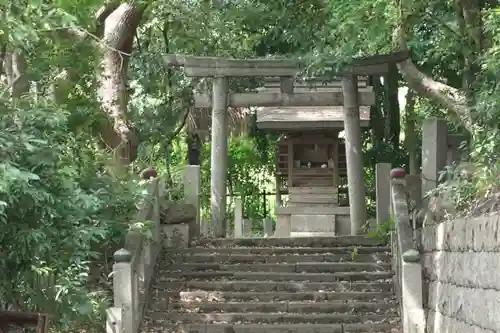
[{"left": 341, "top": 75, "right": 367, "bottom": 235}]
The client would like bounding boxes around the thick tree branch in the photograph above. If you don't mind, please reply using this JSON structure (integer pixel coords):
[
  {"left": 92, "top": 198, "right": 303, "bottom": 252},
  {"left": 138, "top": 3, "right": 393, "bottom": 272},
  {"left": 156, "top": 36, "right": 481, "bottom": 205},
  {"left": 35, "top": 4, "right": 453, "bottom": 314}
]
[
  {"left": 0, "top": 43, "right": 6, "bottom": 76},
  {"left": 393, "top": 24, "right": 473, "bottom": 132}
]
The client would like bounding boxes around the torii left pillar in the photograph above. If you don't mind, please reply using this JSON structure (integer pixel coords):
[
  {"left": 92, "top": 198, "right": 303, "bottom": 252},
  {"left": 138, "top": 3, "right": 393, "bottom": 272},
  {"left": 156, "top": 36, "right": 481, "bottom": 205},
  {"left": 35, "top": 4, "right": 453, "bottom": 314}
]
[
  {"left": 211, "top": 76, "right": 229, "bottom": 237},
  {"left": 341, "top": 74, "right": 367, "bottom": 235}
]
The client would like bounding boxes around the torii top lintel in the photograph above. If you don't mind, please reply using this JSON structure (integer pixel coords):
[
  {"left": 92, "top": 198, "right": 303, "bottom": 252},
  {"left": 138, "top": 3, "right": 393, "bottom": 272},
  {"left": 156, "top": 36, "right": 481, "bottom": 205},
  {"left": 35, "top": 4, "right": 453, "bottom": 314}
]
[{"left": 163, "top": 50, "right": 411, "bottom": 77}]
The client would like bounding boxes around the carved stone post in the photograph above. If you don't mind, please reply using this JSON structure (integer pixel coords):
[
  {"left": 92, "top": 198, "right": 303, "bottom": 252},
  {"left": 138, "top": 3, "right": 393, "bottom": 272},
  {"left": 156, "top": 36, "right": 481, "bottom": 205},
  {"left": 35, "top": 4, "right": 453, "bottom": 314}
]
[
  {"left": 376, "top": 163, "right": 391, "bottom": 225},
  {"left": 106, "top": 307, "right": 123, "bottom": 333},
  {"left": 112, "top": 249, "right": 134, "bottom": 333},
  {"left": 243, "top": 219, "right": 253, "bottom": 236},
  {"left": 234, "top": 197, "right": 243, "bottom": 238},
  {"left": 422, "top": 118, "right": 447, "bottom": 197},
  {"left": 184, "top": 165, "right": 201, "bottom": 236},
  {"left": 210, "top": 77, "right": 229, "bottom": 237},
  {"left": 263, "top": 217, "right": 273, "bottom": 237},
  {"left": 341, "top": 75, "right": 367, "bottom": 235},
  {"left": 275, "top": 175, "right": 282, "bottom": 208}
]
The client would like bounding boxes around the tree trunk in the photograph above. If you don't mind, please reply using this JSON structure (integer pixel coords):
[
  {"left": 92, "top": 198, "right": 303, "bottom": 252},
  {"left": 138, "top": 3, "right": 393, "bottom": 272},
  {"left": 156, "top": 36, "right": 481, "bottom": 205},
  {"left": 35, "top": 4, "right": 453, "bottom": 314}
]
[
  {"left": 186, "top": 132, "right": 201, "bottom": 165},
  {"left": 456, "top": 0, "right": 483, "bottom": 93},
  {"left": 404, "top": 89, "right": 419, "bottom": 175},
  {"left": 4, "top": 48, "right": 29, "bottom": 98},
  {"left": 384, "top": 65, "right": 401, "bottom": 152},
  {"left": 369, "top": 76, "right": 386, "bottom": 163},
  {"left": 97, "top": 3, "right": 144, "bottom": 165}
]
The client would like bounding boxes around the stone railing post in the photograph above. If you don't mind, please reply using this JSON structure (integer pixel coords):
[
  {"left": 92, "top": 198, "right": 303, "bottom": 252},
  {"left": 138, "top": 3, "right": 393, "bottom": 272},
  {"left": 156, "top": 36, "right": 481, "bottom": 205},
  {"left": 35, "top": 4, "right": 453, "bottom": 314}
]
[
  {"left": 422, "top": 118, "right": 447, "bottom": 197},
  {"left": 243, "top": 219, "right": 252, "bottom": 237},
  {"left": 263, "top": 217, "right": 273, "bottom": 237},
  {"left": 152, "top": 181, "right": 162, "bottom": 244},
  {"left": 390, "top": 168, "right": 425, "bottom": 333},
  {"left": 184, "top": 165, "right": 201, "bottom": 237},
  {"left": 375, "top": 163, "right": 391, "bottom": 225},
  {"left": 110, "top": 249, "right": 135, "bottom": 333},
  {"left": 234, "top": 198, "right": 243, "bottom": 238}
]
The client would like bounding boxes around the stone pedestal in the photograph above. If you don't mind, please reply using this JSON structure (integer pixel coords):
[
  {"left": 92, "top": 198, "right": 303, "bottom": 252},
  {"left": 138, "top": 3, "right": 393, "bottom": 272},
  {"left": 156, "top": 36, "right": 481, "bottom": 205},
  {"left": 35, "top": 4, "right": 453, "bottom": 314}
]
[
  {"left": 274, "top": 186, "right": 350, "bottom": 237},
  {"left": 163, "top": 224, "right": 190, "bottom": 248},
  {"left": 275, "top": 206, "right": 351, "bottom": 237},
  {"left": 275, "top": 214, "right": 291, "bottom": 237},
  {"left": 290, "top": 214, "right": 335, "bottom": 237}
]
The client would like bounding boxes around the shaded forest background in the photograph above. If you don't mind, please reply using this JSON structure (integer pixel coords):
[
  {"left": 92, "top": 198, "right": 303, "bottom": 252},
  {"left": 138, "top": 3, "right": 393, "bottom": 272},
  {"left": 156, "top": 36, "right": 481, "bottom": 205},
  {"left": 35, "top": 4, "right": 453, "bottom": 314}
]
[{"left": 2, "top": 0, "right": 500, "bottom": 330}]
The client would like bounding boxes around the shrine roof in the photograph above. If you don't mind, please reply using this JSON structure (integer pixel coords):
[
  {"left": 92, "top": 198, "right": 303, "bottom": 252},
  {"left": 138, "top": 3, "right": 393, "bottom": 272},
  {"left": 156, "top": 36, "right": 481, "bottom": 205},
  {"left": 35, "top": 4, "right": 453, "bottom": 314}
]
[
  {"left": 255, "top": 106, "right": 370, "bottom": 130},
  {"left": 255, "top": 79, "right": 371, "bottom": 130}
]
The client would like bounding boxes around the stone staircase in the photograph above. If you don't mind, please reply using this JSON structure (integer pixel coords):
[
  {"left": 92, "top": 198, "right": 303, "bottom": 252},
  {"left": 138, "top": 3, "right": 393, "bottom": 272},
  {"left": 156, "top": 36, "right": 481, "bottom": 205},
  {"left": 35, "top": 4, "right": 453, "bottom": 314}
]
[{"left": 142, "top": 236, "right": 400, "bottom": 333}]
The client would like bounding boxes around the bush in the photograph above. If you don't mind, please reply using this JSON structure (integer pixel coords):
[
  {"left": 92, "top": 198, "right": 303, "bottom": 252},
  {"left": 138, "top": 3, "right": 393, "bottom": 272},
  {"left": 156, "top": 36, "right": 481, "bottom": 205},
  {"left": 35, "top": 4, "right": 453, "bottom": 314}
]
[{"left": 0, "top": 105, "right": 142, "bottom": 330}]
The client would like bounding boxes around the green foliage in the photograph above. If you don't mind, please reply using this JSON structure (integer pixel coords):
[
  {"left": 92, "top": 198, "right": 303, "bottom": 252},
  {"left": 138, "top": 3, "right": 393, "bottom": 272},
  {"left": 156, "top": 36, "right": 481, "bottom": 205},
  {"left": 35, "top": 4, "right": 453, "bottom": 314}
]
[
  {"left": 196, "top": 135, "right": 275, "bottom": 234},
  {"left": 5, "top": 0, "right": 500, "bottom": 329},
  {"left": 348, "top": 246, "right": 359, "bottom": 262},
  {"left": 367, "top": 218, "right": 395, "bottom": 244},
  {"left": 0, "top": 105, "right": 144, "bottom": 330}
]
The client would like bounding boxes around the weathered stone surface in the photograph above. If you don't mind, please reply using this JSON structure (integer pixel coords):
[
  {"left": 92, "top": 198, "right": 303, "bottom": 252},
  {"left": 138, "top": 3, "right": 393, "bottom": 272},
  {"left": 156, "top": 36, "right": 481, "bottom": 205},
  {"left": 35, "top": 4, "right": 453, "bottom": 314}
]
[
  {"left": 171, "top": 280, "right": 394, "bottom": 292},
  {"left": 168, "top": 290, "right": 394, "bottom": 302},
  {"left": 160, "top": 201, "right": 196, "bottom": 225},
  {"left": 181, "top": 246, "right": 390, "bottom": 254},
  {"left": 402, "top": 249, "right": 420, "bottom": 262},
  {"left": 143, "top": 235, "right": 398, "bottom": 333},
  {"left": 164, "top": 270, "right": 392, "bottom": 282},
  {"left": 146, "top": 323, "right": 397, "bottom": 333},
  {"left": 290, "top": 214, "right": 336, "bottom": 233},
  {"left": 192, "top": 235, "right": 386, "bottom": 248},
  {"left": 163, "top": 224, "right": 190, "bottom": 248},
  {"left": 423, "top": 212, "right": 500, "bottom": 333}
]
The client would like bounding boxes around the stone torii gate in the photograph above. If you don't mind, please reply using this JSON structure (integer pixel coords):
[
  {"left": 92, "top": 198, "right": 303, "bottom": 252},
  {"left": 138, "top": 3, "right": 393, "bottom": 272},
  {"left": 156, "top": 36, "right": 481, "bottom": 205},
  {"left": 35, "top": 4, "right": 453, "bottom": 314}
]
[{"left": 164, "top": 51, "right": 410, "bottom": 237}]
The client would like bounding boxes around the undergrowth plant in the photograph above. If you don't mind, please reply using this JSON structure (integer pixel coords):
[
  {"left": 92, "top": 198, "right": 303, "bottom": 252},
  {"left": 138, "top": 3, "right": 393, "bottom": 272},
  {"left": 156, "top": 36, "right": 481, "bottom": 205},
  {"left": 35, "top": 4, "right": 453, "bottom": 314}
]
[{"left": 367, "top": 218, "right": 395, "bottom": 244}]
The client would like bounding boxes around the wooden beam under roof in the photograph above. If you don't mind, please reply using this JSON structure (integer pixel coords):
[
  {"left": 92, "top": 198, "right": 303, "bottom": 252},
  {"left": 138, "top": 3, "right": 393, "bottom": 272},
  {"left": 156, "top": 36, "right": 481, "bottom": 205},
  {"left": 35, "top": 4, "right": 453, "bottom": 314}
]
[{"left": 163, "top": 49, "right": 411, "bottom": 77}]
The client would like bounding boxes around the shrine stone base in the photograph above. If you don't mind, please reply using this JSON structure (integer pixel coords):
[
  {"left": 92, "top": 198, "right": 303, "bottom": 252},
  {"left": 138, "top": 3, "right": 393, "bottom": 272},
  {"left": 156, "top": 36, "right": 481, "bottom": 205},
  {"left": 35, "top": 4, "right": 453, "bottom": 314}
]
[{"left": 275, "top": 206, "right": 351, "bottom": 237}]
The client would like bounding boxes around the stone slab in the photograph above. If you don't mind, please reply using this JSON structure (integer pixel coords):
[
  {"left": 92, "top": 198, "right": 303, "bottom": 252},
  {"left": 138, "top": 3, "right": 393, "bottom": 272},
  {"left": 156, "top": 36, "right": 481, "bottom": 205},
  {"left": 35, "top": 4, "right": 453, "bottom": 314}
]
[
  {"left": 290, "top": 214, "right": 336, "bottom": 233},
  {"left": 277, "top": 206, "right": 350, "bottom": 215},
  {"left": 163, "top": 223, "right": 190, "bottom": 248},
  {"left": 170, "top": 291, "right": 394, "bottom": 302},
  {"left": 192, "top": 236, "right": 386, "bottom": 247}
]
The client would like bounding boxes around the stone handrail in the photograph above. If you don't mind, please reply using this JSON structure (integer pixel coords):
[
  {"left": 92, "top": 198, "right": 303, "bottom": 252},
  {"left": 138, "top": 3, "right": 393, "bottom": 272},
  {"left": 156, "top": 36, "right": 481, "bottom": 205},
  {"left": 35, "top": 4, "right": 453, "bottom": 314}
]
[
  {"left": 105, "top": 165, "right": 201, "bottom": 333},
  {"left": 389, "top": 168, "right": 425, "bottom": 333},
  {"left": 106, "top": 178, "right": 164, "bottom": 333}
]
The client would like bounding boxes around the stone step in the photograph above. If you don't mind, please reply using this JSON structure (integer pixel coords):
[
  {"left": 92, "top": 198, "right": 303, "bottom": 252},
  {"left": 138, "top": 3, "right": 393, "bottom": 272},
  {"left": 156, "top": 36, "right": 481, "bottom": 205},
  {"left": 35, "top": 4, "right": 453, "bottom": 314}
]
[
  {"left": 145, "top": 237, "right": 398, "bottom": 333},
  {"left": 154, "top": 280, "right": 393, "bottom": 292},
  {"left": 147, "top": 312, "right": 396, "bottom": 324},
  {"left": 155, "top": 301, "right": 398, "bottom": 313},
  {"left": 172, "top": 252, "right": 391, "bottom": 263},
  {"left": 157, "top": 271, "right": 393, "bottom": 282},
  {"left": 181, "top": 246, "right": 390, "bottom": 255},
  {"left": 165, "top": 262, "right": 391, "bottom": 273},
  {"left": 163, "top": 290, "right": 395, "bottom": 302},
  {"left": 192, "top": 236, "right": 386, "bottom": 248},
  {"left": 143, "top": 323, "right": 399, "bottom": 333}
]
